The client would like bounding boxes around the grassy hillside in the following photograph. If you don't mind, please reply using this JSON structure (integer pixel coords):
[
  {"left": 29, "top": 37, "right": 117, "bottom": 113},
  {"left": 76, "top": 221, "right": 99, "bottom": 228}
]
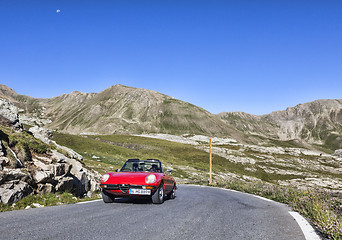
[
  {"left": 53, "top": 132, "right": 272, "bottom": 182},
  {"left": 41, "top": 85, "right": 240, "bottom": 137},
  {"left": 52, "top": 132, "right": 232, "bottom": 181},
  {"left": 52, "top": 132, "right": 342, "bottom": 187}
]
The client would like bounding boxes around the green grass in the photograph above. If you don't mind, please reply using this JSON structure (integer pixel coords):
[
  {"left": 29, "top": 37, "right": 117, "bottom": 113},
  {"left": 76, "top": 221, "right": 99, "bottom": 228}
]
[
  {"left": 53, "top": 132, "right": 295, "bottom": 183},
  {"left": 0, "top": 125, "right": 51, "bottom": 165},
  {"left": 52, "top": 132, "right": 342, "bottom": 185},
  {"left": 0, "top": 192, "right": 101, "bottom": 212},
  {"left": 53, "top": 132, "right": 234, "bottom": 175},
  {"left": 263, "top": 138, "right": 308, "bottom": 149}
]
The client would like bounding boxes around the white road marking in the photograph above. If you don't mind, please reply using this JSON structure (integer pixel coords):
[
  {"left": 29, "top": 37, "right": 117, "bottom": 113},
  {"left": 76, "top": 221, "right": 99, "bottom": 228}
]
[
  {"left": 289, "top": 211, "right": 321, "bottom": 240},
  {"left": 253, "top": 195, "right": 273, "bottom": 202},
  {"left": 76, "top": 199, "right": 102, "bottom": 205}
]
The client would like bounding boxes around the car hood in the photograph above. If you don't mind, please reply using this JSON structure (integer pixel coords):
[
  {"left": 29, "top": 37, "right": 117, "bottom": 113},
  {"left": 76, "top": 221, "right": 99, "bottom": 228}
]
[{"left": 105, "top": 172, "right": 161, "bottom": 185}]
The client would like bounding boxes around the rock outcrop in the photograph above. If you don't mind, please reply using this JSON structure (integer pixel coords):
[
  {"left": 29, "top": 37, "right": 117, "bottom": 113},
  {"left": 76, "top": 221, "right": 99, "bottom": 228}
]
[
  {"left": 0, "top": 98, "right": 101, "bottom": 204},
  {"left": 0, "top": 98, "right": 22, "bottom": 131},
  {"left": 0, "top": 147, "right": 101, "bottom": 204}
]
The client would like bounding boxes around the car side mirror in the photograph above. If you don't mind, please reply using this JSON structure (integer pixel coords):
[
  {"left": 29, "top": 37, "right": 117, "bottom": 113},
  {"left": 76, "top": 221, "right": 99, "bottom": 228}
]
[
  {"left": 166, "top": 169, "right": 172, "bottom": 174},
  {"left": 115, "top": 169, "right": 120, "bottom": 172}
]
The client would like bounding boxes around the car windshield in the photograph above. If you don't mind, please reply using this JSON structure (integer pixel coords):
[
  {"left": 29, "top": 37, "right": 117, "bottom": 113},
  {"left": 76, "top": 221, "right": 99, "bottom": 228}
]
[{"left": 120, "top": 160, "right": 163, "bottom": 173}]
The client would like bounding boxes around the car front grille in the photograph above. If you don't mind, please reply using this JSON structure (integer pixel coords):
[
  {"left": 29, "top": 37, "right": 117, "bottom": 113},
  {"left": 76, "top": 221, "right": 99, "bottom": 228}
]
[{"left": 119, "top": 184, "right": 129, "bottom": 193}]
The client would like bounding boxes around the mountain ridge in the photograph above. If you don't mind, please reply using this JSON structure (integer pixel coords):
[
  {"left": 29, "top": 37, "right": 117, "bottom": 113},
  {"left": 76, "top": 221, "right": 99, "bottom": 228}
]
[
  {"left": 0, "top": 84, "right": 242, "bottom": 138},
  {"left": 1, "top": 84, "right": 341, "bottom": 151}
]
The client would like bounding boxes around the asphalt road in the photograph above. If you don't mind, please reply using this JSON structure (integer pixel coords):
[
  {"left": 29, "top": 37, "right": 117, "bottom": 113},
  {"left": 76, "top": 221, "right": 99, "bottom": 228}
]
[{"left": 0, "top": 185, "right": 306, "bottom": 240}]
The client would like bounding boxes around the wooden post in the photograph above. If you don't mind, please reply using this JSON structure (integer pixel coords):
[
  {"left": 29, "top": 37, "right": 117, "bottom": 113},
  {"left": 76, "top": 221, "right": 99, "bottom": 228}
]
[{"left": 209, "top": 138, "right": 212, "bottom": 184}]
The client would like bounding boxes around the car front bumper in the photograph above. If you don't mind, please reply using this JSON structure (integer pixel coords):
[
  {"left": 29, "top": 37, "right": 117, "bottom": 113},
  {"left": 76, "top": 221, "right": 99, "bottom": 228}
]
[{"left": 100, "top": 184, "right": 157, "bottom": 196}]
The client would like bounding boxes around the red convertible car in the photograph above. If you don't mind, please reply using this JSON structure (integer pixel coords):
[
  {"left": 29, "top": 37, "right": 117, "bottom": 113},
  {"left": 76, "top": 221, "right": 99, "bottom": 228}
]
[{"left": 100, "top": 159, "right": 177, "bottom": 204}]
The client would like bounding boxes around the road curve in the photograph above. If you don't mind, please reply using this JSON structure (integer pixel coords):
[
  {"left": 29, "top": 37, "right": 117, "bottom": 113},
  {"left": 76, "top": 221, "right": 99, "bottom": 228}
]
[{"left": 0, "top": 185, "right": 307, "bottom": 240}]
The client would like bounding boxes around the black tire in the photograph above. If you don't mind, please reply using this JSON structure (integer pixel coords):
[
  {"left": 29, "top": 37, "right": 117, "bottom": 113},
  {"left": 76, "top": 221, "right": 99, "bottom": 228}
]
[
  {"left": 167, "top": 187, "right": 176, "bottom": 200},
  {"left": 102, "top": 191, "right": 115, "bottom": 203},
  {"left": 152, "top": 183, "right": 164, "bottom": 204}
]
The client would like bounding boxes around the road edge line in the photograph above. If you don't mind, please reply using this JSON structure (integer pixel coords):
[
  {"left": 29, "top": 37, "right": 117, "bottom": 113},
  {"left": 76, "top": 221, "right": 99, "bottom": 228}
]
[{"left": 289, "top": 211, "right": 321, "bottom": 240}]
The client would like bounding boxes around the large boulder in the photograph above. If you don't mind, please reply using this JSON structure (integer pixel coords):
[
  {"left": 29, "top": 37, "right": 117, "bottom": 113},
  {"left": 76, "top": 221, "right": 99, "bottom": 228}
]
[
  {"left": 51, "top": 150, "right": 100, "bottom": 196},
  {"left": 51, "top": 163, "right": 70, "bottom": 177},
  {"left": 0, "top": 98, "right": 22, "bottom": 131},
  {"left": 0, "top": 181, "right": 33, "bottom": 204},
  {"left": 0, "top": 157, "right": 9, "bottom": 171},
  {"left": 1, "top": 169, "right": 34, "bottom": 185},
  {"left": 32, "top": 170, "right": 53, "bottom": 184},
  {"left": 55, "top": 176, "right": 74, "bottom": 192},
  {"left": 37, "top": 183, "right": 55, "bottom": 195}
]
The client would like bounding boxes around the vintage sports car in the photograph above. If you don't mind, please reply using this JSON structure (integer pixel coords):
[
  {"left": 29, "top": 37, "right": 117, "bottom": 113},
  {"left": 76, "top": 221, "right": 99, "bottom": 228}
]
[{"left": 100, "top": 159, "right": 177, "bottom": 204}]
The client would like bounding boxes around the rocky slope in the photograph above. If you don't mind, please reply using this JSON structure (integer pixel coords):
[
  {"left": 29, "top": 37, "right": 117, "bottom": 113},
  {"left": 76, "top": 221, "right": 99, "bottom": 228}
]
[
  {"left": 218, "top": 100, "right": 342, "bottom": 151},
  {"left": 0, "top": 98, "right": 101, "bottom": 204}
]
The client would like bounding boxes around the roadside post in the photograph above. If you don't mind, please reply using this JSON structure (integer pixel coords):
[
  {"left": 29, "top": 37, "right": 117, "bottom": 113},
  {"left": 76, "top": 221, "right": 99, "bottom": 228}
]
[{"left": 209, "top": 138, "right": 212, "bottom": 184}]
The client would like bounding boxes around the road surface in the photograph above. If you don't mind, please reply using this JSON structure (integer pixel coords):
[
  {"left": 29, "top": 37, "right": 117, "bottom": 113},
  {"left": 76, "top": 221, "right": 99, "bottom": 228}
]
[{"left": 0, "top": 185, "right": 308, "bottom": 240}]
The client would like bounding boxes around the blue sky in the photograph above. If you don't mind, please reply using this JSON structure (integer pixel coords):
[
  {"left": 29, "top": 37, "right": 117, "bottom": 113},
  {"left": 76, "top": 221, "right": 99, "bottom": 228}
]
[{"left": 1, "top": 1, "right": 341, "bottom": 115}]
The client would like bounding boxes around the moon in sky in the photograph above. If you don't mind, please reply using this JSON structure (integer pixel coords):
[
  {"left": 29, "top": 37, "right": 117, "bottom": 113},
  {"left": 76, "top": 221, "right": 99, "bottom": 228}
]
[{"left": 56, "top": 9, "right": 61, "bottom": 13}]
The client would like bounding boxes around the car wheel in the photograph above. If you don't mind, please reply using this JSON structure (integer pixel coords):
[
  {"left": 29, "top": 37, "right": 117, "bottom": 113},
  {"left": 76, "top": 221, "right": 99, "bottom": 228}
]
[
  {"left": 152, "top": 183, "right": 164, "bottom": 204},
  {"left": 167, "top": 187, "right": 176, "bottom": 199},
  {"left": 102, "top": 191, "right": 115, "bottom": 203}
]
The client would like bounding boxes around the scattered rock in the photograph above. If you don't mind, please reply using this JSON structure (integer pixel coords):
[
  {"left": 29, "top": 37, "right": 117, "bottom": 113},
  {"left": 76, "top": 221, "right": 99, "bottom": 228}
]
[
  {"left": 32, "top": 203, "right": 44, "bottom": 208},
  {"left": 20, "top": 115, "right": 52, "bottom": 128},
  {"left": 32, "top": 159, "right": 51, "bottom": 171},
  {"left": 29, "top": 126, "right": 53, "bottom": 145},
  {"left": 333, "top": 149, "right": 342, "bottom": 157},
  {"left": 137, "top": 133, "right": 238, "bottom": 145},
  {"left": 51, "top": 145, "right": 83, "bottom": 162}
]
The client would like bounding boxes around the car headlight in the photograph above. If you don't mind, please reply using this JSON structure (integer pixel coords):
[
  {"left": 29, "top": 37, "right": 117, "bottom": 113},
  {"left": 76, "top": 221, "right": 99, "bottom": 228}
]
[
  {"left": 101, "top": 174, "right": 110, "bottom": 183},
  {"left": 145, "top": 174, "right": 156, "bottom": 184}
]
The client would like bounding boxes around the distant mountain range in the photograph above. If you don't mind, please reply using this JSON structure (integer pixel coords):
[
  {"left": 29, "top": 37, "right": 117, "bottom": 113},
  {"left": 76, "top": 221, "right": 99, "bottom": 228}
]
[{"left": 1, "top": 84, "right": 341, "bottom": 151}]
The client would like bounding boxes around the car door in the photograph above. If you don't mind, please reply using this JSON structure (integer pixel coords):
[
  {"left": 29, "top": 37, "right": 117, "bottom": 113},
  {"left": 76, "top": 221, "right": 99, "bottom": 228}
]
[{"left": 162, "top": 173, "right": 174, "bottom": 193}]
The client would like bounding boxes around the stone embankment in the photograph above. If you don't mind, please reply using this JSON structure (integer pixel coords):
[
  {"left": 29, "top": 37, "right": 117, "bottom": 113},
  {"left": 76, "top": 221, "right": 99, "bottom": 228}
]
[{"left": 0, "top": 98, "right": 101, "bottom": 204}]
